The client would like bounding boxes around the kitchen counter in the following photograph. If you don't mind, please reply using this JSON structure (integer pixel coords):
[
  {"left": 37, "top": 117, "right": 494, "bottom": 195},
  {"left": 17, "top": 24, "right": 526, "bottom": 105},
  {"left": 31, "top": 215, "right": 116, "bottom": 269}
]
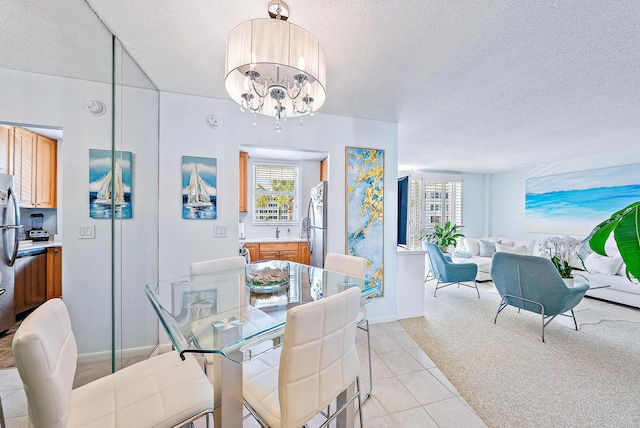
[
  {"left": 242, "top": 237, "right": 308, "bottom": 244},
  {"left": 17, "top": 240, "right": 62, "bottom": 256}
]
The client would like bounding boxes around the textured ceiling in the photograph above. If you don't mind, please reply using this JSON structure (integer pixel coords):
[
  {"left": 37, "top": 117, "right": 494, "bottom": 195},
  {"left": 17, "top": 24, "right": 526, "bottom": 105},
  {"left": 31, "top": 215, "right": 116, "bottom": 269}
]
[{"left": 2, "top": 1, "right": 639, "bottom": 174}]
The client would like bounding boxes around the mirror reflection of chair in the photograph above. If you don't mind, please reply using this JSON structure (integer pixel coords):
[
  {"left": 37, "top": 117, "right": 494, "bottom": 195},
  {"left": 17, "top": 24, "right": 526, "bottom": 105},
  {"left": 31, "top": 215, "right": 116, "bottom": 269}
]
[
  {"left": 424, "top": 242, "right": 479, "bottom": 298},
  {"left": 323, "top": 253, "right": 372, "bottom": 402},
  {"left": 490, "top": 252, "right": 590, "bottom": 342},
  {"left": 12, "top": 299, "right": 213, "bottom": 427},
  {"left": 243, "top": 287, "right": 364, "bottom": 428}
]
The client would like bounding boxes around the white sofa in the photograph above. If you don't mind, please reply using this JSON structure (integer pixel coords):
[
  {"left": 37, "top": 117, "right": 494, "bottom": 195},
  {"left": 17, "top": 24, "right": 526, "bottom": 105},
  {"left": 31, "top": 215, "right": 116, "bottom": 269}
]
[{"left": 451, "top": 237, "right": 640, "bottom": 308}]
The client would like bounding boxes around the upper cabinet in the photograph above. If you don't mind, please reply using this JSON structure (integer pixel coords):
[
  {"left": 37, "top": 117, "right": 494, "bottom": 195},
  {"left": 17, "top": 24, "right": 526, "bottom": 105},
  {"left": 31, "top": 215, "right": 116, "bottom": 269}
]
[
  {"left": 239, "top": 151, "right": 248, "bottom": 212},
  {"left": 6, "top": 126, "right": 57, "bottom": 208},
  {"left": 320, "top": 158, "right": 328, "bottom": 181}
]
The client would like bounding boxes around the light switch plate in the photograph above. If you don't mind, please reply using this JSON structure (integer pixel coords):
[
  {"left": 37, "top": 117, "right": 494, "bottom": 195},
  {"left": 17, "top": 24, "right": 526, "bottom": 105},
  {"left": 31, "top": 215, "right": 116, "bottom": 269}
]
[
  {"left": 214, "top": 225, "right": 227, "bottom": 238},
  {"left": 78, "top": 224, "right": 95, "bottom": 239}
]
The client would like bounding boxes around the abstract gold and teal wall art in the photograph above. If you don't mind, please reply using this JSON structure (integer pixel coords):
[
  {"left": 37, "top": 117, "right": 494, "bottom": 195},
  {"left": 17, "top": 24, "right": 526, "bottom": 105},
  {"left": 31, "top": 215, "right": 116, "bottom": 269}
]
[
  {"left": 182, "top": 155, "right": 217, "bottom": 219},
  {"left": 89, "top": 149, "right": 132, "bottom": 219},
  {"left": 346, "top": 147, "right": 384, "bottom": 296},
  {"left": 525, "top": 163, "right": 640, "bottom": 235}
]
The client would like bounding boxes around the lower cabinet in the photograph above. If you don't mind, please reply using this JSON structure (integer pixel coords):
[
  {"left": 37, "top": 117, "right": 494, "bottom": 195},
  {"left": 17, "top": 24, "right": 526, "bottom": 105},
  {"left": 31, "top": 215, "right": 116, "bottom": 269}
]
[
  {"left": 14, "top": 246, "right": 62, "bottom": 315},
  {"left": 47, "top": 246, "right": 62, "bottom": 299},
  {"left": 14, "top": 253, "right": 47, "bottom": 314},
  {"left": 243, "top": 241, "right": 310, "bottom": 264}
]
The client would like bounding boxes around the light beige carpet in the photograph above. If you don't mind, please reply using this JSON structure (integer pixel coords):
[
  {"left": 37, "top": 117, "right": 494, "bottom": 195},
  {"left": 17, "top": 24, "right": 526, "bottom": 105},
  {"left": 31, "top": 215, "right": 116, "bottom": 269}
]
[{"left": 400, "top": 282, "right": 640, "bottom": 428}]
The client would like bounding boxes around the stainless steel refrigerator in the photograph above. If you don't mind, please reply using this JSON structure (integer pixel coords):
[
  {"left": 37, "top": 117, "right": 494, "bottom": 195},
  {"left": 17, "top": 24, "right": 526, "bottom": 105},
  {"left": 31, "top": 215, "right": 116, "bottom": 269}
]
[
  {"left": 0, "top": 173, "right": 21, "bottom": 334},
  {"left": 306, "top": 181, "right": 328, "bottom": 268}
]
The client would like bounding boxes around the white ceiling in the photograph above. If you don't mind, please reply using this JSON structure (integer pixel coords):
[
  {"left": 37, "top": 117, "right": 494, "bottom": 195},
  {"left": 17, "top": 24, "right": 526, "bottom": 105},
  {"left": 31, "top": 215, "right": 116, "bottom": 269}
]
[{"left": 3, "top": 1, "right": 640, "bottom": 174}]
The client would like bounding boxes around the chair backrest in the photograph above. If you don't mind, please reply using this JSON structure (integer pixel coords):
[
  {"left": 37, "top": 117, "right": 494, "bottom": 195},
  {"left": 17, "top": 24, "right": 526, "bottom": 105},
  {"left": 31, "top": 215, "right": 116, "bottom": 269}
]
[
  {"left": 324, "top": 253, "right": 367, "bottom": 278},
  {"left": 424, "top": 242, "right": 448, "bottom": 279},
  {"left": 490, "top": 252, "right": 571, "bottom": 315},
  {"left": 189, "top": 255, "right": 246, "bottom": 276},
  {"left": 278, "top": 286, "right": 361, "bottom": 428},
  {"left": 12, "top": 298, "right": 78, "bottom": 428}
]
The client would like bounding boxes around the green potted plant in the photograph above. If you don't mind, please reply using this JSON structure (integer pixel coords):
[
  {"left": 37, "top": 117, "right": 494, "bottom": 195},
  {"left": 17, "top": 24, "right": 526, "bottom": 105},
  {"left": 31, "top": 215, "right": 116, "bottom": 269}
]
[
  {"left": 421, "top": 221, "right": 464, "bottom": 253},
  {"left": 578, "top": 201, "right": 640, "bottom": 280}
]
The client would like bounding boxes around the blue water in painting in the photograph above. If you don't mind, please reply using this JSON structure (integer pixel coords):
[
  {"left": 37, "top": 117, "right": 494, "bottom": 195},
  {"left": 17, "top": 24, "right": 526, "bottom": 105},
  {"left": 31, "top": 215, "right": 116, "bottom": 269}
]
[
  {"left": 89, "top": 192, "right": 132, "bottom": 219},
  {"left": 526, "top": 184, "right": 640, "bottom": 221},
  {"left": 182, "top": 195, "right": 217, "bottom": 219}
]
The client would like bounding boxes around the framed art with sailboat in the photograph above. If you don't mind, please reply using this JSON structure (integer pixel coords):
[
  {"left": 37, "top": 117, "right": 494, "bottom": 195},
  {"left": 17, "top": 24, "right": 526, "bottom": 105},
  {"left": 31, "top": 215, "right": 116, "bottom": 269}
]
[
  {"left": 182, "top": 155, "right": 217, "bottom": 219},
  {"left": 89, "top": 149, "right": 133, "bottom": 219}
]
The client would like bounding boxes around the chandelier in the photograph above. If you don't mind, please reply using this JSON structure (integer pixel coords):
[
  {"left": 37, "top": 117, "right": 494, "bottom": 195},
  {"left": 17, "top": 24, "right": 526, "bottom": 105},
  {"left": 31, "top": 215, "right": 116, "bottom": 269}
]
[{"left": 224, "top": 1, "right": 326, "bottom": 132}]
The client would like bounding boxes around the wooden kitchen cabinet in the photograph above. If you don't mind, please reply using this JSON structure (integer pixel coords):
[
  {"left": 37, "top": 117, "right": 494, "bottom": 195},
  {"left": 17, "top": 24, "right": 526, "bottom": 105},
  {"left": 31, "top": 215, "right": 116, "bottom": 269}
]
[
  {"left": 243, "top": 243, "right": 259, "bottom": 263},
  {"left": 0, "top": 125, "right": 12, "bottom": 173},
  {"left": 239, "top": 151, "right": 248, "bottom": 212},
  {"left": 298, "top": 241, "right": 310, "bottom": 265},
  {"left": 9, "top": 127, "right": 57, "bottom": 208},
  {"left": 244, "top": 241, "right": 310, "bottom": 264},
  {"left": 14, "top": 252, "right": 48, "bottom": 314},
  {"left": 46, "top": 246, "right": 62, "bottom": 299}
]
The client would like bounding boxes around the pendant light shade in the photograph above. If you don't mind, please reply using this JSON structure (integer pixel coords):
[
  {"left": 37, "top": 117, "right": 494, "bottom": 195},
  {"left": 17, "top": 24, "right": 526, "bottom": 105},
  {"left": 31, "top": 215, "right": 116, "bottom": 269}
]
[{"left": 225, "top": 2, "right": 326, "bottom": 131}]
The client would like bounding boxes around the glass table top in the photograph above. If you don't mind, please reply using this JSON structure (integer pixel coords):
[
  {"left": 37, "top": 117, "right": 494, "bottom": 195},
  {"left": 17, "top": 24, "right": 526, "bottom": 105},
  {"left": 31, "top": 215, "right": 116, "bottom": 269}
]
[{"left": 145, "top": 260, "right": 377, "bottom": 363}]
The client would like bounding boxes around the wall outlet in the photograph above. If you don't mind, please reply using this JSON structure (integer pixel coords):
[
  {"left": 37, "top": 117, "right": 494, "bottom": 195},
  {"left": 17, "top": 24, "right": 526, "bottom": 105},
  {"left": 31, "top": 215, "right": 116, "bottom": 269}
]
[
  {"left": 213, "top": 225, "right": 227, "bottom": 238},
  {"left": 78, "top": 224, "right": 95, "bottom": 239}
]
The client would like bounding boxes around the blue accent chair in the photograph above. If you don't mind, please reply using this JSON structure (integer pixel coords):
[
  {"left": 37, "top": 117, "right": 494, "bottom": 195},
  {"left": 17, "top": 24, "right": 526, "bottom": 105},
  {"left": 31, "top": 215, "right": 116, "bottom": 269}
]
[
  {"left": 490, "top": 252, "right": 590, "bottom": 342},
  {"left": 425, "top": 242, "right": 479, "bottom": 298}
]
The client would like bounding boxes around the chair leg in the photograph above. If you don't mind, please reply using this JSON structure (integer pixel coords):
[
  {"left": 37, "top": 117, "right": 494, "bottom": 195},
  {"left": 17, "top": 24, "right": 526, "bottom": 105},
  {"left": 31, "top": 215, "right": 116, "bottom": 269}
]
[
  {"left": 0, "top": 394, "right": 5, "bottom": 428},
  {"left": 357, "top": 318, "right": 373, "bottom": 403},
  {"left": 570, "top": 309, "right": 578, "bottom": 331}
]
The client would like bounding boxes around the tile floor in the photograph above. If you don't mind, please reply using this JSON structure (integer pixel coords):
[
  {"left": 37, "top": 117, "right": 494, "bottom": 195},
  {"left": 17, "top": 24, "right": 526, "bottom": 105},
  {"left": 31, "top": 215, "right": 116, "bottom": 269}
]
[{"left": 0, "top": 319, "right": 486, "bottom": 428}]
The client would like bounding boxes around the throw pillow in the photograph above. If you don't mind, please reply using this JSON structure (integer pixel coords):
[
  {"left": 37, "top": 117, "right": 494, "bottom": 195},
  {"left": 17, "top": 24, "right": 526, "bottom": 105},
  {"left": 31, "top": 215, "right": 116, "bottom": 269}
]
[
  {"left": 584, "top": 253, "right": 624, "bottom": 275},
  {"left": 463, "top": 238, "right": 480, "bottom": 256},
  {"left": 453, "top": 250, "right": 472, "bottom": 258},
  {"left": 495, "top": 243, "right": 527, "bottom": 255},
  {"left": 478, "top": 239, "right": 498, "bottom": 257}
]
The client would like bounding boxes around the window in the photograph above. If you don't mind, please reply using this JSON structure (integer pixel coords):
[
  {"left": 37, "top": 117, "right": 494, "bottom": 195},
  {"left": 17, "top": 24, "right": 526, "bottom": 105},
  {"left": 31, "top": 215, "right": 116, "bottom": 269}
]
[
  {"left": 253, "top": 162, "right": 299, "bottom": 224},
  {"left": 405, "top": 173, "right": 463, "bottom": 249}
]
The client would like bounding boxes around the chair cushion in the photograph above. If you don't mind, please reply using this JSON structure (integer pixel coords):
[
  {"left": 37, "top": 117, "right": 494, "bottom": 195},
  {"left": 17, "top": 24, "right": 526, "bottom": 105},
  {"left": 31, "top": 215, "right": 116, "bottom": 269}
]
[
  {"left": 495, "top": 243, "right": 527, "bottom": 255},
  {"left": 478, "top": 239, "right": 498, "bottom": 257},
  {"left": 67, "top": 351, "right": 212, "bottom": 428},
  {"left": 463, "top": 238, "right": 480, "bottom": 256},
  {"left": 453, "top": 250, "right": 472, "bottom": 258},
  {"left": 584, "top": 253, "right": 624, "bottom": 275},
  {"left": 243, "top": 348, "right": 283, "bottom": 428}
]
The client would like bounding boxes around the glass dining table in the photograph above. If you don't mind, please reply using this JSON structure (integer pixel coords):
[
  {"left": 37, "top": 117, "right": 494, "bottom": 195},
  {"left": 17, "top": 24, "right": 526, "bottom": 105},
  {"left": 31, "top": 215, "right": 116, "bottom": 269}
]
[{"left": 144, "top": 260, "right": 377, "bottom": 427}]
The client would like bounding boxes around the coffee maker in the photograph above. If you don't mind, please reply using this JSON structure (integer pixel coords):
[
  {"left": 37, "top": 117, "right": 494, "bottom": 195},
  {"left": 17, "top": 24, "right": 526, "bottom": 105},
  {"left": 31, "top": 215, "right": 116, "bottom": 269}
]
[{"left": 27, "top": 213, "right": 50, "bottom": 242}]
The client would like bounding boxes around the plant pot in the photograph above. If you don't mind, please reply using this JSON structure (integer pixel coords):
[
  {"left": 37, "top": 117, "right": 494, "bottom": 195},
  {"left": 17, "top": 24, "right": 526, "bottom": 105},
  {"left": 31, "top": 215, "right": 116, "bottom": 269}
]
[{"left": 562, "top": 278, "right": 574, "bottom": 287}]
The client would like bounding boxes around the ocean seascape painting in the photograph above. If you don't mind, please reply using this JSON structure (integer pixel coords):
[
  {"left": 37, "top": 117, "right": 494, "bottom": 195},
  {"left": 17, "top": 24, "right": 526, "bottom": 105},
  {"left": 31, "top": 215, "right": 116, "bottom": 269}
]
[
  {"left": 346, "top": 147, "right": 384, "bottom": 297},
  {"left": 182, "top": 156, "right": 217, "bottom": 219},
  {"left": 89, "top": 149, "right": 132, "bottom": 219},
  {"left": 525, "top": 164, "right": 640, "bottom": 235}
]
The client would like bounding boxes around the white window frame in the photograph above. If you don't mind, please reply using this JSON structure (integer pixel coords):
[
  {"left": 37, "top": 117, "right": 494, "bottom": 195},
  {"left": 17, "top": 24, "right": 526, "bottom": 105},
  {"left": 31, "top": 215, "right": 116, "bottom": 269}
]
[
  {"left": 251, "top": 160, "right": 300, "bottom": 225},
  {"left": 405, "top": 173, "right": 463, "bottom": 249}
]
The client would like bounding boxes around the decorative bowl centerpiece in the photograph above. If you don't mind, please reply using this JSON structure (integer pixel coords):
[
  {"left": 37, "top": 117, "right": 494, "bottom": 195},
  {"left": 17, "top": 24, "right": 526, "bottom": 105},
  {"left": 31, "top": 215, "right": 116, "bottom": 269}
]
[{"left": 245, "top": 261, "right": 290, "bottom": 293}]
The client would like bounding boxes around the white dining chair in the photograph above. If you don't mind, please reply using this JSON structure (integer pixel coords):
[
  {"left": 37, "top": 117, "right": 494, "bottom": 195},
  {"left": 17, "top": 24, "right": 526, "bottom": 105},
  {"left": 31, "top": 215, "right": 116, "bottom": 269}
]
[
  {"left": 243, "top": 287, "right": 364, "bottom": 428},
  {"left": 323, "top": 252, "right": 372, "bottom": 402},
  {"left": 12, "top": 298, "right": 213, "bottom": 428},
  {"left": 189, "top": 255, "right": 247, "bottom": 276}
]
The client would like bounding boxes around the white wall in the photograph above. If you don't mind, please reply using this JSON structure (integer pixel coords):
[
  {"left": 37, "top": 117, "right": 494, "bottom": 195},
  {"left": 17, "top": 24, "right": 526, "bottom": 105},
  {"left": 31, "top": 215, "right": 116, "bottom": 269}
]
[
  {"left": 159, "top": 92, "right": 399, "bottom": 322},
  {"left": 0, "top": 68, "right": 159, "bottom": 355},
  {"left": 491, "top": 149, "right": 640, "bottom": 240}
]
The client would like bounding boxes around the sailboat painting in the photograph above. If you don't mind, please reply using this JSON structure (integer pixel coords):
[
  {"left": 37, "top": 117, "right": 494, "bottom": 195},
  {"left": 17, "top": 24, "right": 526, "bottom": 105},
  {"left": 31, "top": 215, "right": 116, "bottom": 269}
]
[
  {"left": 89, "top": 149, "right": 133, "bottom": 219},
  {"left": 182, "top": 156, "right": 217, "bottom": 219}
]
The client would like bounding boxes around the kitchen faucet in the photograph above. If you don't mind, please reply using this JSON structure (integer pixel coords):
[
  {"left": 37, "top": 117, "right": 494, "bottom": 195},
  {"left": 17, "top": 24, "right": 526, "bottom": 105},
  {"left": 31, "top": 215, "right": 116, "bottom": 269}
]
[{"left": 275, "top": 227, "right": 280, "bottom": 238}]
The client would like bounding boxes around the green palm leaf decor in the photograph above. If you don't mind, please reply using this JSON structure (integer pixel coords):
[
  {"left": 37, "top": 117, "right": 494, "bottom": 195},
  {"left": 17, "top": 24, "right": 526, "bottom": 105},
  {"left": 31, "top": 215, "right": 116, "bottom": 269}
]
[
  {"left": 421, "top": 221, "right": 464, "bottom": 253},
  {"left": 579, "top": 201, "right": 640, "bottom": 280}
]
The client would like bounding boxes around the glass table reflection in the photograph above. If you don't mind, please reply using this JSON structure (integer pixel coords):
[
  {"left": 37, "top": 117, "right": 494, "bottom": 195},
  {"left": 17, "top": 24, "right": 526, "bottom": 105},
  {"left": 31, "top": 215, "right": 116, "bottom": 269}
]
[{"left": 144, "top": 261, "right": 377, "bottom": 427}]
